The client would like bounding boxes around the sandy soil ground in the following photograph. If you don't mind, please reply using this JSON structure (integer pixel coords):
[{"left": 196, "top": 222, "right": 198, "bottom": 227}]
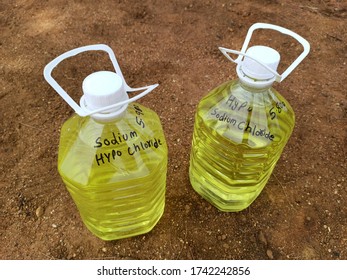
[{"left": 1, "top": 0, "right": 346, "bottom": 260}]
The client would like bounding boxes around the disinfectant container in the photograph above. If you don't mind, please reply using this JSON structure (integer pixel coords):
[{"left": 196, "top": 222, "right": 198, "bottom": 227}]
[
  {"left": 44, "top": 44, "right": 167, "bottom": 240},
  {"left": 189, "top": 23, "right": 310, "bottom": 212}
]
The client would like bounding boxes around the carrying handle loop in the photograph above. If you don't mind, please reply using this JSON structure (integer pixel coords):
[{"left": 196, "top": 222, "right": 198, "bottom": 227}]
[
  {"left": 219, "top": 48, "right": 282, "bottom": 82},
  {"left": 219, "top": 23, "right": 310, "bottom": 82},
  {"left": 43, "top": 44, "right": 158, "bottom": 117}
]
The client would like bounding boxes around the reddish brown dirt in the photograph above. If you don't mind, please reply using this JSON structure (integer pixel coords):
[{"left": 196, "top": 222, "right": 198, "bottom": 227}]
[{"left": 1, "top": 0, "right": 346, "bottom": 260}]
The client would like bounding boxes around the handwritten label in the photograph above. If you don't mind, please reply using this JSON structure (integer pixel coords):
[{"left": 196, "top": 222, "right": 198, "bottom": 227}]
[
  {"left": 226, "top": 95, "right": 253, "bottom": 112},
  {"left": 94, "top": 131, "right": 138, "bottom": 148},
  {"left": 269, "top": 101, "right": 286, "bottom": 120},
  {"left": 93, "top": 104, "right": 164, "bottom": 166},
  {"left": 95, "top": 137, "right": 163, "bottom": 166},
  {"left": 210, "top": 108, "right": 275, "bottom": 141},
  {"left": 134, "top": 104, "right": 145, "bottom": 128},
  {"left": 209, "top": 95, "right": 289, "bottom": 142}
]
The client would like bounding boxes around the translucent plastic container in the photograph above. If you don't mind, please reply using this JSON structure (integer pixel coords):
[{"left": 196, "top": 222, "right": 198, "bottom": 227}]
[
  {"left": 59, "top": 103, "right": 167, "bottom": 240},
  {"left": 190, "top": 80, "right": 295, "bottom": 211},
  {"left": 44, "top": 44, "right": 167, "bottom": 240},
  {"left": 189, "top": 23, "right": 310, "bottom": 212}
]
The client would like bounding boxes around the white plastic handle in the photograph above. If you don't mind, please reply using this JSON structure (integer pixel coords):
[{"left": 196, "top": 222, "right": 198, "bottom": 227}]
[
  {"left": 43, "top": 44, "right": 158, "bottom": 117},
  {"left": 219, "top": 48, "right": 282, "bottom": 82},
  {"left": 219, "top": 23, "right": 310, "bottom": 82}
]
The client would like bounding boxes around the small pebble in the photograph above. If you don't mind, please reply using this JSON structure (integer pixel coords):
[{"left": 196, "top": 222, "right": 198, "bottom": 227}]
[
  {"left": 35, "top": 206, "right": 44, "bottom": 218},
  {"left": 52, "top": 224, "right": 57, "bottom": 228},
  {"left": 258, "top": 231, "right": 267, "bottom": 246},
  {"left": 102, "top": 247, "right": 107, "bottom": 253},
  {"left": 266, "top": 249, "right": 274, "bottom": 259}
]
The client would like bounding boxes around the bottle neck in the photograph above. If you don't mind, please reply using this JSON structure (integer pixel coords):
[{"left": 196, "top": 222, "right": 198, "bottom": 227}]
[
  {"left": 236, "top": 65, "right": 275, "bottom": 91},
  {"left": 238, "top": 78, "right": 272, "bottom": 93},
  {"left": 89, "top": 104, "right": 128, "bottom": 122}
]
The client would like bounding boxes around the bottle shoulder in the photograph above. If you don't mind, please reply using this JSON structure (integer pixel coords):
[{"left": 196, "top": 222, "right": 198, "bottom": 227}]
[
  {"left": 196, "top": 80, "right": 295, "bottom": 148},
  {"left": 200, "top": 80, "right": 292, "bottom": 109},
  {"left": 198, "top": 80, "right": 294, "bottom": 117},
  {"left": 58, "top": 103, "right": 167, "bottom": 186},
  {"left": 61, "top": 103, "right": 165, "bottom": 141}
]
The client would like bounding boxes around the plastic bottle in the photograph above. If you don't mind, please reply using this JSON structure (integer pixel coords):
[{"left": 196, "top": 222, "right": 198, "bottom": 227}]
[
  {"left": 189, "top": 23, "right": 310, "bottom": 212},
  {"left": 44, "top": 45, "right": 167, "bottom": 240}
]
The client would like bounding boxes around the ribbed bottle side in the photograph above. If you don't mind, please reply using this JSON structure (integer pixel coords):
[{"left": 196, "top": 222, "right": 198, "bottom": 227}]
[
  {"left": 189, "top": 81, "right": 295, "bottom": 211},
  {"left": 58, "top": 103, "right": 168, "bottom": 240}
]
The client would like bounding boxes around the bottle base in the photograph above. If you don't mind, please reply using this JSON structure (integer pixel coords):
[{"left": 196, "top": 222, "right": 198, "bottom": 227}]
[
  {"left": 189, "top": 168, "right": 262, "bottom": 212},
  {"left": 82, "top": 203, "right": 165, "bottom": 241}
]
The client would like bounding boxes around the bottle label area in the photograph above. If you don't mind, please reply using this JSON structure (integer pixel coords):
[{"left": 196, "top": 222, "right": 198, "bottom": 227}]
[
  {"left": 94, "top": 137, "right": 164, "bottom": 166},
  {"left": 206, "top": 94, "right": 288, "bottom": 145},
  {"left": 210, "top": 108, "right": 275, "bottom": 141},
  {"left": 91, "top": 104, "right": 165, "bottom": 166}
]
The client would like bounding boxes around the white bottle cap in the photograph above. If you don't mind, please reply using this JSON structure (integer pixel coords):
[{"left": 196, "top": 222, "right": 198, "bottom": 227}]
[
  {"left": 241, "top": 46, "right": 280, "bottom": 80},
  {"left": 81, "top": 71, "right": 129, "bottom": 120},
  {"left": 219, "top": 23, "right": 310, "bottom": 89}
]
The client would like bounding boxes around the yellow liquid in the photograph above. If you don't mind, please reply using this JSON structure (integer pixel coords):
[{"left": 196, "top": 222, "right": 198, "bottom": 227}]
[
  {"left": 58, "top": 103, "right": 167, "bottom": 240},
  {"left": 189, "top": 80, "right": 295, "bottom": 212}
]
